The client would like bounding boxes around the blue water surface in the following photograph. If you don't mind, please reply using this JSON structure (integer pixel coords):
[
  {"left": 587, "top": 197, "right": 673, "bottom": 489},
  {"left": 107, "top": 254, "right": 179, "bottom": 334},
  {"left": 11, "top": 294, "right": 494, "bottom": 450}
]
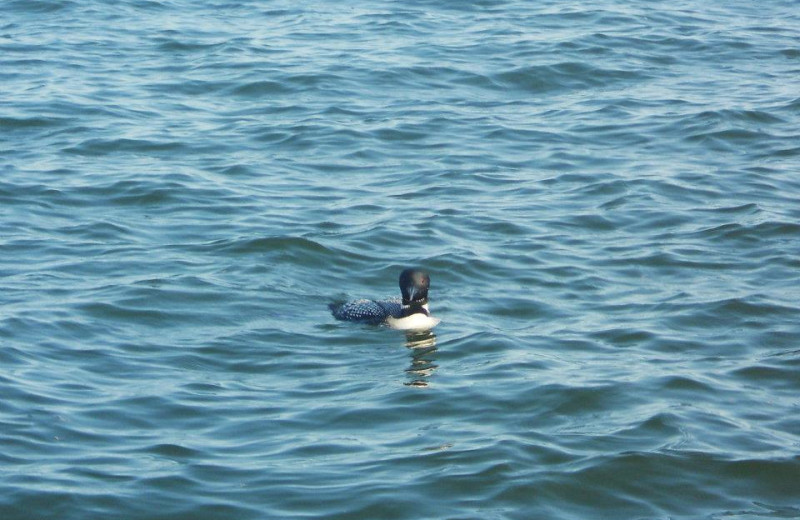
[{"left": 2, "top": 0, "right": 800, "bottom": 518}]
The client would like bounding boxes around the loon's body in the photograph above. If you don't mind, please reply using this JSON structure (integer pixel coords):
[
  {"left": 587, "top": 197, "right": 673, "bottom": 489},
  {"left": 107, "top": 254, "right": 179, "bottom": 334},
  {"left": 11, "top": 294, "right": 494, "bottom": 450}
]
[{"left": 329, "top": 269, "right": 441, "bottom": 330}]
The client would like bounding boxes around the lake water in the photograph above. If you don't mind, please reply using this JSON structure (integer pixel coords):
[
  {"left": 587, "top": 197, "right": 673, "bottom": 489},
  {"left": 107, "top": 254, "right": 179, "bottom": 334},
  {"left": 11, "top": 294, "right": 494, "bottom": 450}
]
[{"left": 2, "top": 0, "right": 799, "bottom": 518}]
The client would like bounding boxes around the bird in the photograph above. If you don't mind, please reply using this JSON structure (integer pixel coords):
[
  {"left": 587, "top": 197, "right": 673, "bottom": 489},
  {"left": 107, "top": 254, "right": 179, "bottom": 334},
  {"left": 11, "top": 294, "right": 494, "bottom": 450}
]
[{"left": 329, "top": 268, "right": 441, "bottom": 330}]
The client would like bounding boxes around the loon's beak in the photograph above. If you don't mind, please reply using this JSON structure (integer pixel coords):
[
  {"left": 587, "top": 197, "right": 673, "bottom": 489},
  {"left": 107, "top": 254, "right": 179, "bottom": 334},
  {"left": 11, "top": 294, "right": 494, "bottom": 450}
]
[{"left": 406, "top": 285, "right": 417, "bottom": 303}]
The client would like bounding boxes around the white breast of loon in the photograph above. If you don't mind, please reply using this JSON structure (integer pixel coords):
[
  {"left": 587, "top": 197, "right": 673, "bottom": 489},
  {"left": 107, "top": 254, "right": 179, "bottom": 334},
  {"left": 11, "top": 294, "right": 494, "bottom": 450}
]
[{"left": 385, "top": 303, "right": 441, "bottom": 331}]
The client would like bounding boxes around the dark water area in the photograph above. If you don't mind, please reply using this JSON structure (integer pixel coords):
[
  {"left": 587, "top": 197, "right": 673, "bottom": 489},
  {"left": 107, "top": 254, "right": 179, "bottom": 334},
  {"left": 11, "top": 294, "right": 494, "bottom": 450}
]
[{"left": 2, "top": 0, "right": 800, "bottom": 518}]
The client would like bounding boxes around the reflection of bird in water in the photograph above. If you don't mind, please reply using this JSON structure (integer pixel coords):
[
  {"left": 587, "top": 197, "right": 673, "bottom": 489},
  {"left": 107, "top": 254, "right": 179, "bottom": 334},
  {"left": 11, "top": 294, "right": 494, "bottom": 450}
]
[{"left": 404, "top": 331, "right": 438, "bottom": 387}]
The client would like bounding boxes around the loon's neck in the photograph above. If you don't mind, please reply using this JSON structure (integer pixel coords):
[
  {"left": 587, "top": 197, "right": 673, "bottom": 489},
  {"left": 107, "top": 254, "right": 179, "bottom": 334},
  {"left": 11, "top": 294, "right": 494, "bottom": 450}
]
[{"left": 401, "top": 302, "right": 430, "bottom": 318}]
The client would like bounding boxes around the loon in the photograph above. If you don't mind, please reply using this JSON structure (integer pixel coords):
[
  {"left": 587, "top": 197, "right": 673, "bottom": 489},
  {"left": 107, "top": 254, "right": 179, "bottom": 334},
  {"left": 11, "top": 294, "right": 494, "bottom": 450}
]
[{"left": 329, "top": 268, "right": 441, "bottom": 330}]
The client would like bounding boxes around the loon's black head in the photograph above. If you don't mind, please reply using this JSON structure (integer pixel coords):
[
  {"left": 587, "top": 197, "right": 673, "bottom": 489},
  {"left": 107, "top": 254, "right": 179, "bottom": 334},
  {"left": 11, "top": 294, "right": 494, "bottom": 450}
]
[{"left": 399, "top": 268, "right": 430, "bottom": 306}]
